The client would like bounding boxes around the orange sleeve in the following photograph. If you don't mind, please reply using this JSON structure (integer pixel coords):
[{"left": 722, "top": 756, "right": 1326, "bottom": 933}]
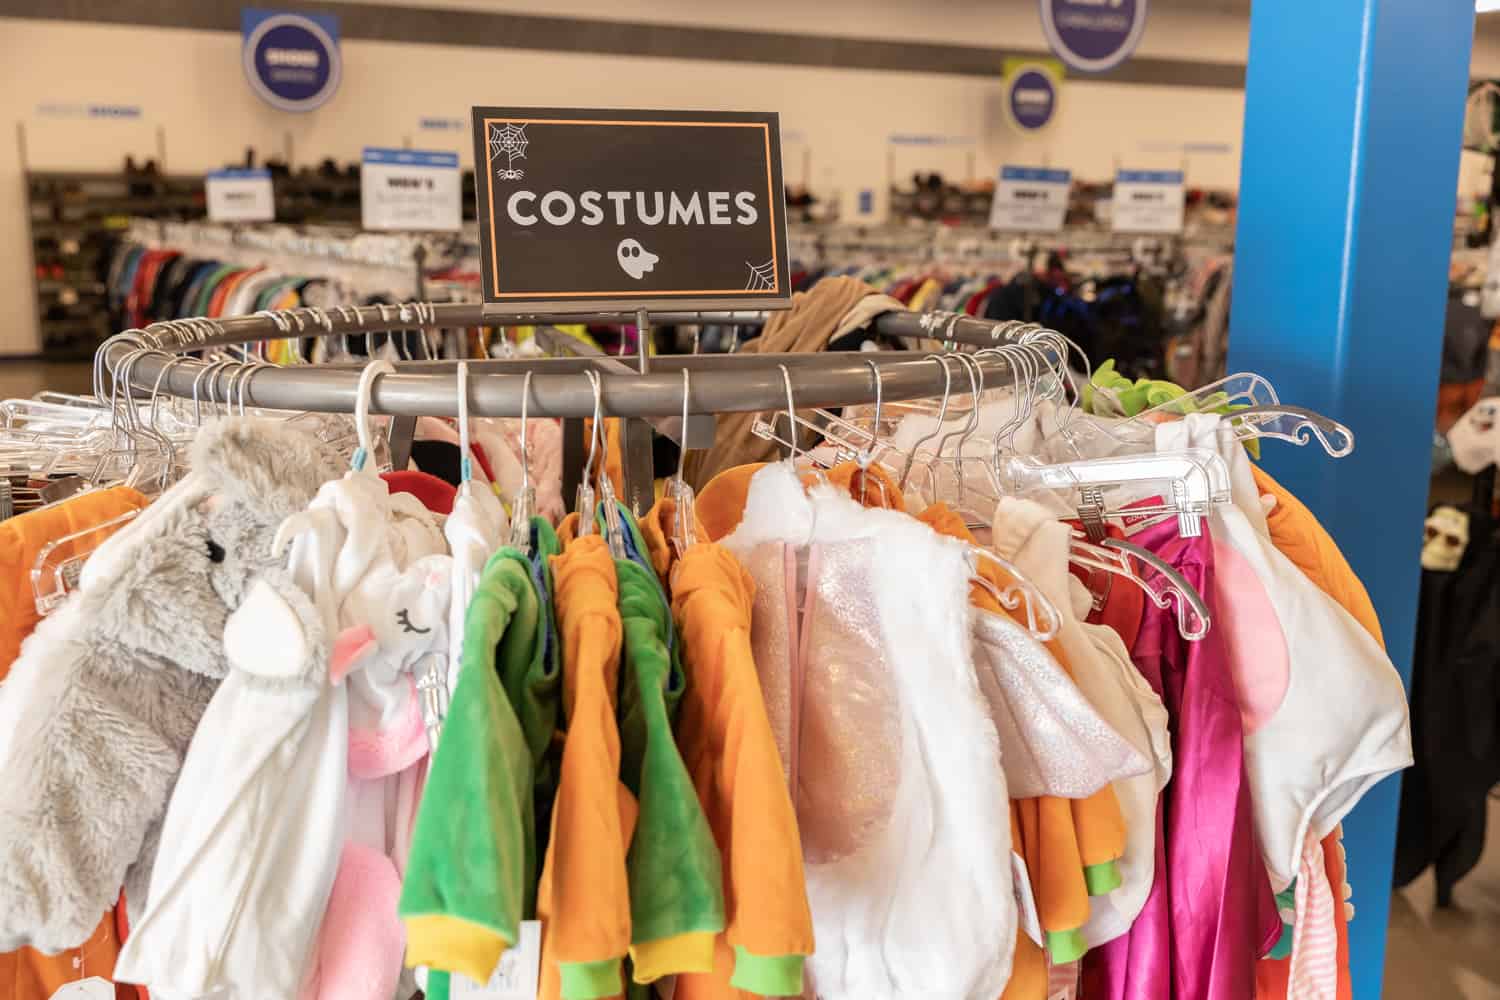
[
  {"left": 543, "top": 538, "right": 632, "bottom": 999},
  {"left": 1251, "top": 464, "right": 1382, "bottom": 644}
]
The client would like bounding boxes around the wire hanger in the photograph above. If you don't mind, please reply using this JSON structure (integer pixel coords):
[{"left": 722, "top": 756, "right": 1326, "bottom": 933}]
[
  {"left": 508, "top": 370, "right": 536, "bottom": 555},
  {"left": 667, "top": 368, "right": 700, "bottom": 558},
  {"left": 576, "top": 369, "right": 601, "bottom": 538}
]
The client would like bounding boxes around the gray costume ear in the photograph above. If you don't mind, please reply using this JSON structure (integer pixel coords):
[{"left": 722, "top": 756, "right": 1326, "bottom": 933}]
[
  {"left": 0, "top": 417, "right": 342, "bottom": 954},
  {"left": 191, "top": 417, "right": 346, "bottom": 523}
]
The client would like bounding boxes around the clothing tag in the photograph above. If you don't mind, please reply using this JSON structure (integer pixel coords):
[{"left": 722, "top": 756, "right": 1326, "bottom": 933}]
[
  {"left": 50, "top": 979, "right": 115, "bottom": 1000},
  {"left": 1119, "top": 494, "right": 1171, "bottom": 536},
  {"left": 451, "top": 920, "right": 541, "bottom": 999},
  {"left": 1047, "top": 959, "right": 1079, "bottom": 1000},
  {"left": 39, "top": 475, "right": 88, "bottom": 504},
  {"left": 1012, "top": 851, "right": 1044, "bottom": 948}
]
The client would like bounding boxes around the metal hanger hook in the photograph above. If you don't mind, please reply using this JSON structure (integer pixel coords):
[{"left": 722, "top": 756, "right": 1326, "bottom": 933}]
[
  {"left": 777, "top": 363, "right": 799, "bottom": 465},
  {"left": 518, "top": 369, "right": 533, "bottom": 494},
  {"left": 675, "top": 367, "right": 692, "bottom": 482},
  {"left": 582, "top": 368, "right": 604, "bottom": 487},
  {"left": 899, "top": 354, "right": 953, "bottom": 491}
]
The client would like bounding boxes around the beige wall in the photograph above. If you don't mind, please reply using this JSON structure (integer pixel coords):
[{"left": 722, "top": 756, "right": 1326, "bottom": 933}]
[{"left": 0, "top": 3, "right": 1487, "bottom": 354}]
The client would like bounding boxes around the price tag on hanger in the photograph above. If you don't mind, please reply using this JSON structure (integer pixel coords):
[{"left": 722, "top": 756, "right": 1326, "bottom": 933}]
[
  {"left": 450, "top": 920, "right": 541, "bottom": 1000},
  {"left": 1011, "top": 851, "right": 1044, "bottom": 948},
  {"left": 1110, "top": 169, "right": 1185, "bottom": 234},
  {"left": 361, "top": 147, "right": 462, "bottom": 231},
  {"left": 49, "top": 979, "right": 114, "bottom": 1000},
  {"left": 989, "top": 166, "right": 1071, "bottom": 232},
  {"left": 470, "top": 106, "right": 791, "bottom": 313},
  {"left": 205, "top": 168, "right": 275, "bottom": 222}
]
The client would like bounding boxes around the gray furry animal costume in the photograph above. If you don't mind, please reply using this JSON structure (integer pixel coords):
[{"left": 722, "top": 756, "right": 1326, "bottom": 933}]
[{"left": 0, "top": 418, "right": 342, "bottom": 953}]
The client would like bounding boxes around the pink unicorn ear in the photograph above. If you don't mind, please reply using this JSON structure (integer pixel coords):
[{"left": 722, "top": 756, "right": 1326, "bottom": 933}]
[{"left": 329, "top": 625, "right": 378, "bottom": 685}]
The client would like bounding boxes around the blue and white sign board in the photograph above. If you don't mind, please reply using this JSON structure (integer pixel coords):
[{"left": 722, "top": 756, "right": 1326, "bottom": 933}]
[
  {"left": 1111, "top": 169, "right": 1184, "bottom": 233},
  {"left": 1040, "top": 0, "right": 1149, "bottom": 74},
  {"left": 1003, "top": 63, "right": 1059, "bottom": 132},
  {"left": 241, "top": 8, "right": 341, "bottom": 113},
  {"left": 989, "top": 167, "right": 1072, "bottom": 232},
  {"left": 361, "top": 148, "right": 462, "bottom": 231},
  {"left": 205, "top": 168, "right": 275, "bottom": 222}
]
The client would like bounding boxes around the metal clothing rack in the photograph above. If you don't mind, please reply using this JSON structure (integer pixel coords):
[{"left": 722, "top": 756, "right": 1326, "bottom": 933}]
[
  {"left": 100, "top": 303, "right": 1062, "bottom": 512},
  {"left": 100, "top": 304, "right": 1057, "bottom": 420}
]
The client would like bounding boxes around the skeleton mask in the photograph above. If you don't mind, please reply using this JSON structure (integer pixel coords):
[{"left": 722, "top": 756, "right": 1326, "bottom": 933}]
[{"left": 1422, "top": 506, "right": 1469, "bottom": 572}]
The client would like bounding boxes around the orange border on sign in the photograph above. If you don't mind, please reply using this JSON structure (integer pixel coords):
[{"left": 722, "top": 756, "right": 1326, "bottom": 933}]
[{"left": 481, "top": 117, "right": 781, "bottom": 299}]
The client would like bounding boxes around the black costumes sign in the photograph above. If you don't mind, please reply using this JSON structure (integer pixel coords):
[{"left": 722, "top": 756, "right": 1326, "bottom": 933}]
[{"left": 471, "top": 107, "right": 790, "bottom": 312}]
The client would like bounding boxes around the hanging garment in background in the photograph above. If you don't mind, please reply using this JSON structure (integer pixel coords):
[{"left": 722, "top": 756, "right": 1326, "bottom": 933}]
[{"left": 1396, "top": 467, "right": 1500, "bottom": 907}]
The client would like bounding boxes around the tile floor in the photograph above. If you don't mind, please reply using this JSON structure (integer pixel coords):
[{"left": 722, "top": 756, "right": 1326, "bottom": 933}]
[
  {"left": 1, "top": 357, "right": 1497, "bottom": 997},
  {"left": 1384, "top": 797, "right": 1500, "bottom": 998}
]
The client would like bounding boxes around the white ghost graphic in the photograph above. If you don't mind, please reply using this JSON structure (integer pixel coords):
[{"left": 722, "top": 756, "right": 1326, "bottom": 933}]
[{"left": 617, "top": 238, "right": 659, "bottom": 280}]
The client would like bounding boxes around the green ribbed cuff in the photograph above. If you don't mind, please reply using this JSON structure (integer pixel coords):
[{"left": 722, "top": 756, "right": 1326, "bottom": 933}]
[
  {"left": 560, "top": 957, "right": 624, "bottom": 1000},
  {"left": 730, "top": 946, "right": 806, "bottom": 996},
  {"left": 1047, "top": 927, "right": 1088, "bottom": 964},
  {"left": 426, "top": 970, "right": 451, "bottom": 1000},
  {"left": 1084, "top": 860, "right": 1123, "bottom": 896}
]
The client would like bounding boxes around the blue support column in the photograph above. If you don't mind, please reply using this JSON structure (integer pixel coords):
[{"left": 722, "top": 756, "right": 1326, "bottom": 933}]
[{"left": 1229, "top": 1, "right": 1474, "bottom": 994}]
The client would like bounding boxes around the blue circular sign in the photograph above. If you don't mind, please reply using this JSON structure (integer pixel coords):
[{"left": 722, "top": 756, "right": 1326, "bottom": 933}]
[
  {"left": 1007, "top": 67, "right": 1058, "bottom": 131},
  {"left": 1040, "top": 0, "right": 1149, "bottom": 74},
  {"left": 242, "top": 13, "right": 341, "bottom": 112}
]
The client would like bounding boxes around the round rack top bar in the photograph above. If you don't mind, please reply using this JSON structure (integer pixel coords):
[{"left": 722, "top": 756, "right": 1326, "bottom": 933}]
[{"left": 100, "top": 305, "right": 1065, "bottom": 420}]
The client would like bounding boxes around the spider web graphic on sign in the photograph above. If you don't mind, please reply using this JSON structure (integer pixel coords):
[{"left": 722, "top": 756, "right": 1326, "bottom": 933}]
[
  {"left": 488, "top": 123, "right": 528, "bottom": 180},
  {"left": 744, "top": 258, "right": 777, "bottom": 291}
]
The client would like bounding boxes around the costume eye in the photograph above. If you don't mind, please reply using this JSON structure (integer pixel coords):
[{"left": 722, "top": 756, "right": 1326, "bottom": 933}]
[
  {"left": 397, "top": 609, "right": 430, "bottom": 635},
  {"left": 206, "top": 540, "right": 226, "bottom": 563}
]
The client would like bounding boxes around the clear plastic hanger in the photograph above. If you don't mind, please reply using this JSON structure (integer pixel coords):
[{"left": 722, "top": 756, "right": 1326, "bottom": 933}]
[
  {"left": 31, "top": 507, "right": 142, "bottom": 614},
  {"left": 1226, "top": 404, "right": 1355, "bottom": 457},
  {"left": 969, "top": 339, "right": 1218, "bottom": 640},
  {"left": 993, "top": 448, "right": 1229, "bottom": 541},
  {"left": 1067, "top": 532, "right": 1212, "bottom": 640}
]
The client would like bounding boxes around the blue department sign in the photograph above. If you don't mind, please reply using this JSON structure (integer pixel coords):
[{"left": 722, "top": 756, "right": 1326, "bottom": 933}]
[
  {"left": 241, "top": 8, "right": 341, "bottom": 112},
  {"left": 1003, "top": 61, "right": 1060, "bottom": 132},
  {"left": 1039, "top": 0, "right": 1149, "bottom": 74}
]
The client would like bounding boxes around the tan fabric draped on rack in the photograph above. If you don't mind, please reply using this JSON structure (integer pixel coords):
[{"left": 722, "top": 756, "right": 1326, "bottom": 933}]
[{"left": 683, "top": 277, "right": 893, "bottom": 488}]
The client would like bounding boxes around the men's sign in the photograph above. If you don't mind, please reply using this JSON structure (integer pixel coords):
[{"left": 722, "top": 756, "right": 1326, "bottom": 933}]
[
  {"left": 989, "top": 166, "right": 1072, "bottom": 232},
  {"left": 206, "top": 168, "right": 275, "bottom": 222},
  {"left": 1111, "top": 169, "right": 1185, "bottom": 234},
  {"left": 471, "top": 107, "right": 790, "bottom": 312},
  {"left": 361, "top": 147, "right": 461, "bottom": 231}
]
